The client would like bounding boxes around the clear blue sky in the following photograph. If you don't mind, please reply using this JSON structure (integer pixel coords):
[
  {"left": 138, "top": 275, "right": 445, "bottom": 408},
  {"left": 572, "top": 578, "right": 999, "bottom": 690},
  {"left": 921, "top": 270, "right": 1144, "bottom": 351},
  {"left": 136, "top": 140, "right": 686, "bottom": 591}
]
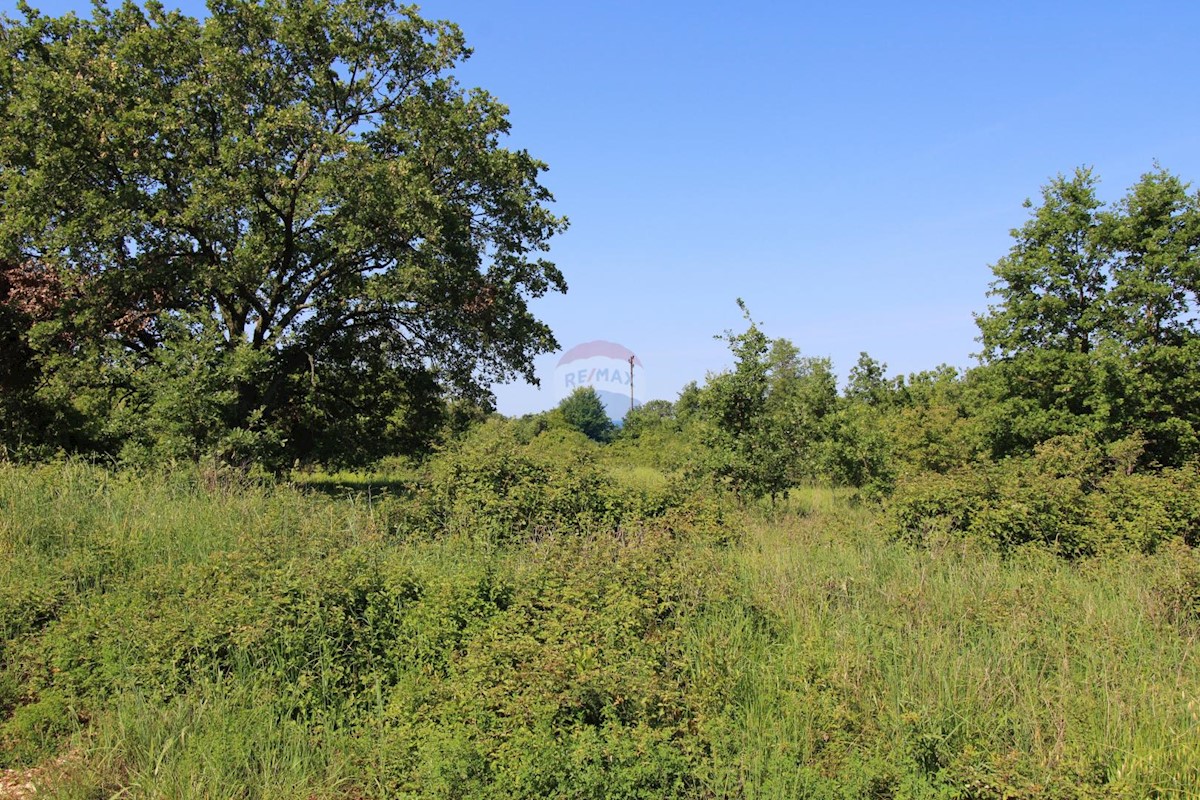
[{"left": 8, "top": 0, "right": 1200, "bottom": 413}]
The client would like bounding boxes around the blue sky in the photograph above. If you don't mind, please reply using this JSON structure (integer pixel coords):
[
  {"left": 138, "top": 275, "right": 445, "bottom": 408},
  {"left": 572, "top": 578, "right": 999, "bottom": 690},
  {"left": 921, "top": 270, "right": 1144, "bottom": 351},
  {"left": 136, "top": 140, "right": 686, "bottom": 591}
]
[
  {"left": 416, "top": 0, "right": 1200, "bottom": 414},
  {"left": 8, "top": 0, "right": 1200, "bottom": 413}
]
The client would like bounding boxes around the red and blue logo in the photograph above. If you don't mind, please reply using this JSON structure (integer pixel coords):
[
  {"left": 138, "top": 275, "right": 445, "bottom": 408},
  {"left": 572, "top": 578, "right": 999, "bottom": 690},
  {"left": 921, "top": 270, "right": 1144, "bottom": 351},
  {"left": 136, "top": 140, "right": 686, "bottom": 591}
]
[{"left": 555, "top": 340, "right": 645, "bottom": 422}]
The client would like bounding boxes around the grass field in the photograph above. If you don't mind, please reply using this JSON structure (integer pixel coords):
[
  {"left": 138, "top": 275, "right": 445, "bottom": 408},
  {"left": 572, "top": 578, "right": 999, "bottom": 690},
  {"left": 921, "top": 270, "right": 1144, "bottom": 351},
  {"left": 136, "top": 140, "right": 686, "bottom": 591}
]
[{"left": 1, "top": 463, "right": 1197, "bottom": 798}]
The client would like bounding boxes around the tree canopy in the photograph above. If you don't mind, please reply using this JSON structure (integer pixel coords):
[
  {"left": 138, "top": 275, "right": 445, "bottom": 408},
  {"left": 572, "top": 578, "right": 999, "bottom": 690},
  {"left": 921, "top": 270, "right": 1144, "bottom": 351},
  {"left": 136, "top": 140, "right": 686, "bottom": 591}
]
[
  {"left": 0, "top": 0, "right": 567, "bottom": 465},
  {"left": 556, "top": 386, "right": 615, "bottom": 443},
  {"left": 974, "top": 166, "right": 1200, "bottom": 465}
]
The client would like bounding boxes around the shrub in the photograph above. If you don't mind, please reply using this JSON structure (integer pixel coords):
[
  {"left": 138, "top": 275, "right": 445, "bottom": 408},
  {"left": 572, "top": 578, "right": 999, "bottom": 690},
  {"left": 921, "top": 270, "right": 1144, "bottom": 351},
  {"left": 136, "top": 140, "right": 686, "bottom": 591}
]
[
  {"left": 355, "top": 528, "right": 715, "bottom": 799},
  {"left": 421, "top": 421, "right": 624, "bottom": 543},
  {"left": 887, "top": 435, "right": 1200, "bottom": 557},
  {"left": 1147, "top": 540, "right": 1200, "bottom": 626},
  {"left": 0, "top": 690, "right": 78, "bottom": 767}
]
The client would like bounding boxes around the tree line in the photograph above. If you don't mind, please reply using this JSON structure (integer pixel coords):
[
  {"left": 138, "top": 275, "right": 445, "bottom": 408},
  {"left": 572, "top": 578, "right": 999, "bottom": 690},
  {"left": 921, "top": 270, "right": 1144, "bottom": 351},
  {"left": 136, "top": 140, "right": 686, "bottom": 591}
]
[{"left": 3, "top": 0, "right": 1200, "bottom": 510}]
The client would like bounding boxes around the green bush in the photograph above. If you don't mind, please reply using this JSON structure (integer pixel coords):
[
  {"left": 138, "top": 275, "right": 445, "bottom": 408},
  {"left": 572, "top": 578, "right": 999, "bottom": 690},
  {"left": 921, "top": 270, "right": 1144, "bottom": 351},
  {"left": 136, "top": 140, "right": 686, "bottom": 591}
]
[
  {"left": 420, "top": 422, "right": 626, "bottom": 543},
  {"left": 1147, "top": 540, "right": 1200, "bottom": 626},
  {"left": 355, "top": 529, "right": 715, "bottom": 798},
  {"left": 1089, "top": 469, "right": 1200, "bottom": 552},
  {"left": 887, "top": 435, "right": 1200, "bottom": 557},
  {"left": 0, "top": 690, "right": 79, "bottom": 767}
]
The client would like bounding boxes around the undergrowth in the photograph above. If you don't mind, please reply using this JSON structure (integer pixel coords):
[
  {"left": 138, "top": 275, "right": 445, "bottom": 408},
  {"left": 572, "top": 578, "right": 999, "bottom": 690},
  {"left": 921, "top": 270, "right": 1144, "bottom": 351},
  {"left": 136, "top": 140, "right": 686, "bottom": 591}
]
[{"left": 1, "top": 459, "right": 1197, "bottom": 798}]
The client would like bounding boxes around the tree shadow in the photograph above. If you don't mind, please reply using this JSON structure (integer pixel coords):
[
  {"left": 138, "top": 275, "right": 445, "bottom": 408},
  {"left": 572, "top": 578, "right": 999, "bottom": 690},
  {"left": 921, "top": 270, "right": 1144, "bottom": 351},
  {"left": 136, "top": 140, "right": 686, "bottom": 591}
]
[{"left": 290, "top": 474, "right": 417, "bottom": 501}]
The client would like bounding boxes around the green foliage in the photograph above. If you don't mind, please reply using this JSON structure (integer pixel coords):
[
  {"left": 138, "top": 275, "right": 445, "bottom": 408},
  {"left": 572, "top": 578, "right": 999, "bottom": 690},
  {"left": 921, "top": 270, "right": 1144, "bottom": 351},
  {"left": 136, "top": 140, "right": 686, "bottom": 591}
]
[
  {"left": 887, "top": 434, "right": 1200, "bottom": 556},
  {"left": 764, "top": 341, "right": 840, "bottom": 485},
  {"left": 695, "top": 305, "right": 779, "bottom": 499},
  {"left": 555, "top": 386, "right": 616, "bottom": 443},
  {"left": 0, "top": 0, "right": 566, "bottom": 466},
  {"left": 620, "top": 398, "right": 675, "bottom": 436},
  {"left": 819, "top": 401, "right": 895, "bottom": 495},
  {"left": 99, "top": 317, "right": 283, "bottom": 466},
  {"left": 0, "top": 690, "right": 78, "bottom": 766},
  {"left": 357, "top": 530, "right": 715, "bottom": 798},
  {"left": 1107, "top": 167, "right": 1200, "bottom": 348},
  {"left": 697, "top": 302, "right": 838, "bottom": 500},
  {"left": 845, "top": 352, "right": 903, "bottom": 408},
  {"left": 419, "top": 421, "right": 622, "bottom": 543},
  {"left": 975, "top": 166, "right": 1200, "bottom": 465},
  {"left": 409, "top": 419, "right": 726, "bottom": 545},
  {"left": 978, "top": 168, "right": 1110, "bottom": 358},
  {"left": 1, "top": 463, "right": 1199, "bottom": 797},
  {"left": 611, "top": 398, "right": 707, "bottom": 473},
  {"left": 885, "top": 366, "right": 978, "bottom": 476}
]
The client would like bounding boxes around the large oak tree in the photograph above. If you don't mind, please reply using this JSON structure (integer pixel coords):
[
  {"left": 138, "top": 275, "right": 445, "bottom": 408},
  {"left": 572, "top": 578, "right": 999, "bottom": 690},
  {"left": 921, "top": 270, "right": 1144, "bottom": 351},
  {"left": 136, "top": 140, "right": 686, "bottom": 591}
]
[{"left": 0, "top": 0, "right": 567, "bottom": 464}]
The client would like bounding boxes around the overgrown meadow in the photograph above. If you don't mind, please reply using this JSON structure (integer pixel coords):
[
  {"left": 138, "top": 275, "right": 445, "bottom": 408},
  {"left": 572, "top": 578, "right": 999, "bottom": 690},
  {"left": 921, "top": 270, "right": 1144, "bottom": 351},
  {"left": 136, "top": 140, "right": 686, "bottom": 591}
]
[
  {"left": 2, "top": 424, "right": 1198, "bottom": 798},
  {"left": 3, "top": 0, "right": 1200, "bottom": 795}
]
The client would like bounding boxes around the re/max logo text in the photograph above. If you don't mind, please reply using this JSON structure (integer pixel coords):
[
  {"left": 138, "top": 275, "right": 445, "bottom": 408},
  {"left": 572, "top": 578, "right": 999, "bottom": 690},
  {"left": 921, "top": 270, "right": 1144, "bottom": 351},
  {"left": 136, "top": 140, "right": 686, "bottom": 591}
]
[{"left": 563, "top": 368, "right": 630, "bottom": 387}]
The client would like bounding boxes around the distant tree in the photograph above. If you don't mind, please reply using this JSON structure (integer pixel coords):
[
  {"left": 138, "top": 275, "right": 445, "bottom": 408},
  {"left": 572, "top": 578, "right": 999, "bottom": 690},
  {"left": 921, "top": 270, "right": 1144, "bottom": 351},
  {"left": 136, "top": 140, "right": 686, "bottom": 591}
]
[
  {"left": 557, "top": 387, "right": 615, "bottom": 443},
  {"left": 819, "top": 402, "right": 894, "bottom": 493},
  {"left": 698, "top": 302, "right": 779, "bottom": 499},
  {"left": 845, "top": 352, "right": 901, "bottom": 408},
  {"left": 971, "top": 168, "right": 1122, "bottom": 458},
  {"left": 1106, "top": 167, "right": 1200, "bottom": 348},
  {"left": 620, "top": 399, "right": 676, "bottom": 438},
  {"left": 800, "top": 352, "right": 897, "bottom": 493},
  {"left": 763, "top": 338, "right": 838, "bottom": 484},
  {"left": 885, "top": 366, "right": 977, "bottom": 475},
  {"left": 697, "top": 301, "right": 840, "bottom": 500},
  {"left": 674, "top": 381, "right": 704, "bottom": 422},
  {"left": 1105, "top": 168, "right": 1200, "bottom": 465}
]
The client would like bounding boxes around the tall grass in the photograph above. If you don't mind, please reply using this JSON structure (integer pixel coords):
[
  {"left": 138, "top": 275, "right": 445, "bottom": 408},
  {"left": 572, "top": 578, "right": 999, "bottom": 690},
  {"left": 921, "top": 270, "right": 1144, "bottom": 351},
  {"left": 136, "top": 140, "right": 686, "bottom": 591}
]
[
  {"left": 691, "top": 490, "right": 1200, "bottom": 797},
  {"left": 1, "top": 464, "right": 1197, "bottom": 798},
  {"left": 52, "top": 676, "right": 353, "bottom": 800}
]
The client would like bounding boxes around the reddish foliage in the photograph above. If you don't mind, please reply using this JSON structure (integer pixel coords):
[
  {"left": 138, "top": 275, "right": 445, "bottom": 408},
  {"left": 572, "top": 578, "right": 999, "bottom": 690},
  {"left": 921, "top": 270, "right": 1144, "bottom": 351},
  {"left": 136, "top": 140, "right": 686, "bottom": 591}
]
[
  {"left": 0, "top": 260, "right": 64, "bottom": 321},
  {"left": 461, "top": 283, "right": 497, "bottom": 315},
  {"left": 1, "top": 259, "right": 160, "bottom": 345}
]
